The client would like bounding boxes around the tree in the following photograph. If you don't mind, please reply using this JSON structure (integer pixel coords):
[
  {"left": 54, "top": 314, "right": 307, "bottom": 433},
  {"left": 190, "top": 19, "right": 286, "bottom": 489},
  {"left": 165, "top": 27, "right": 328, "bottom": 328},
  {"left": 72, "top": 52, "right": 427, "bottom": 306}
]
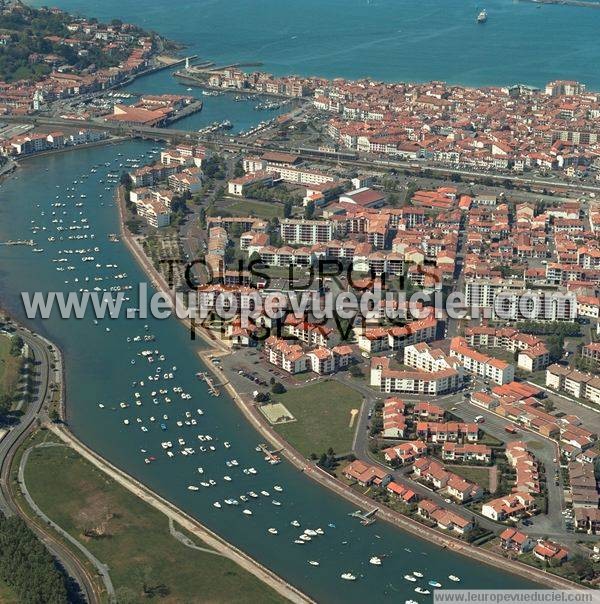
[
  {"left": 9, "top": 335, "right": 23, "bottom": 356},
  {"left": 233, "top": 159, "right": 244, "bottom": 178},
  {"left": 304, "top": 200, "right": 315, "bottom": 220},
  {"left": 283, "top": 199, "right": 292, "bottom": 218},
  {"left": 271, "top": 382, "right": 286, "bottom": 394},
  {"left": 546, "top": 334, "right": 564, "bottom": 362}
]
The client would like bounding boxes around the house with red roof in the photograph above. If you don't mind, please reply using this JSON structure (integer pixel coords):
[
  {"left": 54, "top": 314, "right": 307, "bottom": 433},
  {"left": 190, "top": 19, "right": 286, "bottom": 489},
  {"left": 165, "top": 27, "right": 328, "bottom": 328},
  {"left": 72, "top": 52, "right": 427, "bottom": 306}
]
[{"left": 499, "top": 528, "right": 533, "bottom": 554}]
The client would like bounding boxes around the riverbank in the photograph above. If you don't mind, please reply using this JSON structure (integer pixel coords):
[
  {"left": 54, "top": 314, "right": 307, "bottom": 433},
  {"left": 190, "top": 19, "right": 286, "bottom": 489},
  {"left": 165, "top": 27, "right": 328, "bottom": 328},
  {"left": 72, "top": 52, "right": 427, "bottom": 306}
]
[
  {"left": 46, "top": 422, "right": 312, "bottom": 604},
  {"left": 114, "top": 192, "right": 584, "bottom": 590},
  {"left": 20, "top": 434, "right": 289, "bottom": 603}
]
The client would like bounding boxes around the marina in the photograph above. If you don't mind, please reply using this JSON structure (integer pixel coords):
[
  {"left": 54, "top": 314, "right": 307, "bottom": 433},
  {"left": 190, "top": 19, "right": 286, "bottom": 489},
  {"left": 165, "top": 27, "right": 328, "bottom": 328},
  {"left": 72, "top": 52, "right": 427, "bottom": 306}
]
[{"left": 0, "top": 129, "right": 538, "bottom": 604}]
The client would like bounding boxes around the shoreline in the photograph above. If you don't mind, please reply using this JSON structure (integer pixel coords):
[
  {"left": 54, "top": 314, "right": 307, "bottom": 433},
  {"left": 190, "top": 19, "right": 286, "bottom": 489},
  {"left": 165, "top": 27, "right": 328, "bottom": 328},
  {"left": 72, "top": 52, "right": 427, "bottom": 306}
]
[
  {"left": 46, "top": 423, "right": 312, "bottom": 604},
  {"left": 112, "top": 187, "right": 584, "bottom": 590}
]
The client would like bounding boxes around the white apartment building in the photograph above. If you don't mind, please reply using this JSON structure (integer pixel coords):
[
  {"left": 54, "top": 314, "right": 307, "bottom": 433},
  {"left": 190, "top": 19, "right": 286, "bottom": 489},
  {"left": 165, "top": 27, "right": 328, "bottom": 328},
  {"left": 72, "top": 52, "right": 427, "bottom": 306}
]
[
  {"left": 279, "top": 218, "right": 337, "bottom": 245},
  {"left": 464, "top": 279, "right": 576, "bottom": 321}
]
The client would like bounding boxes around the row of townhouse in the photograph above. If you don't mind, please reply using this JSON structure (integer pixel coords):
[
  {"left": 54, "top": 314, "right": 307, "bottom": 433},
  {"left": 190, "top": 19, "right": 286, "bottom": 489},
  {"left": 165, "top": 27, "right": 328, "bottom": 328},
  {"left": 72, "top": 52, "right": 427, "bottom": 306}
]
[
  {"left": 482, "top": 493, "right": 537, "bottom": 522},
  {"left": 343, "top": 459, "right": 392, "bottom": 487},
  {"left": 546, "top": 364, "right": 600, "bottom": 406},
  {"left": 415, "top": 421, "right": 480, "bottom": 444},
  {"left": 356, "top": 316, "right": 438, "bottom": 353},
  {"left": 506, "top": 441, "right": 541, "bottom": 495},
  {"left": 264, "top": 336, "right": 353, "bottom": 375},
  {"left": 501, "top": 531, "right": 570, "bottom": 564},
  {"left": 577, "top": 295, "right": 600, "bottom": 320},
  {"left": 382, "top": 440, "right": 428, "bottom": 465},
  {"left": 464, "top": 326, "right": 550, "bottom": 372},
  {"left": 471, "top": 387, "right": 597, "bottom": 454},
  {"left": 569, "top": 455, "right": 599, "bottom": 513},
  {"left": 449, "top": 337, "right": 515, "bottom": 385},
  {"left": 412, "top": 457, "right": 484, "bottom": 502},
  {"left": 382, "top": 397, "right": 407, "bottom": 438},
  {"left": 160, "top": 143, "right": 205, "bottom": 167},
  {"left": 416, "top": 499, "right": 475, "bottom": 536},
  {"left": 441, "top": 442, "right": 492, "bottom": 464},
  {"left": 370, "top": 357, "right": 462, "bottom": 395}
]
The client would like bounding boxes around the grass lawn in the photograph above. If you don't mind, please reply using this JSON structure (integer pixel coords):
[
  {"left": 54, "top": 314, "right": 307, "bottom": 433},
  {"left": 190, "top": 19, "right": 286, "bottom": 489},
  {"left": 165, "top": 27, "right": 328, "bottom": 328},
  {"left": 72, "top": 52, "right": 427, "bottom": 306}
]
[
  {"left": 0, "top": 333, "right": 21, "bottom": 401},
  {"left": 24, "top": 443, "right": 286, "bottom": 604},
  {"left": 445, "top": 464, "right": 491, "bottom": 491},
  {"left": 0, "top": 578, "right": 19, "bottom": 603},
  {"left": 224, "top": 199, "right": 283, "bottom": 218},
  {"left": 271, "top": 380, "right": 362, "bottom": 457}
]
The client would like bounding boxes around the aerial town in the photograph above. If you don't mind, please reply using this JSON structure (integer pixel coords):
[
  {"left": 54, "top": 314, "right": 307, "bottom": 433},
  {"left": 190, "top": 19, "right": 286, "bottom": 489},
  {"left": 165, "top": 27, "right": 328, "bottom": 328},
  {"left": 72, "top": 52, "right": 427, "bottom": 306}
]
[{"left": 0, "top": 0, "right": 599, "bottom": 600}]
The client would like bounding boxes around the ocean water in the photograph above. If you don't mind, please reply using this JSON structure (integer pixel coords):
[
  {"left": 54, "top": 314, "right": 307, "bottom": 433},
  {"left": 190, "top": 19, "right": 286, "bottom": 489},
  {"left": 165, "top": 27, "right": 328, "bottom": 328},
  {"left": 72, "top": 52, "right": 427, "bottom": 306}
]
[{"left": 30, "top": 0, "right": 600, "bottom": 88}]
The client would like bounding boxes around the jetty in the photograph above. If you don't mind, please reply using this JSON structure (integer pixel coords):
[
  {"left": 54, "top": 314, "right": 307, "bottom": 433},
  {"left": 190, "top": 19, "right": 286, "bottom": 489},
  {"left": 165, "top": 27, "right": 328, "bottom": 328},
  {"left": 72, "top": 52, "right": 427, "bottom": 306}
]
[
  {"left": 196, "top": 371, "right": 220, "bottom": 396},
  {"left": 256, "top": 443, "right": 282, "bottom": 465},
  {"left": 349, "top": 507, "right": 378, "bottom": 526},
  {"left": 0, "top": 239, "right": 34, "bottom": 246}
]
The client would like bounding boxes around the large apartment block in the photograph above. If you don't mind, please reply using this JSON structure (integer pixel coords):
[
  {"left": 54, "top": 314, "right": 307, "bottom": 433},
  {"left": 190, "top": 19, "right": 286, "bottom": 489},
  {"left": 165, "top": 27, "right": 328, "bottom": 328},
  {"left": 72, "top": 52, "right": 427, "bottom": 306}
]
[{"left": 279, "top": 218, "right": 337, "bottom": 245}]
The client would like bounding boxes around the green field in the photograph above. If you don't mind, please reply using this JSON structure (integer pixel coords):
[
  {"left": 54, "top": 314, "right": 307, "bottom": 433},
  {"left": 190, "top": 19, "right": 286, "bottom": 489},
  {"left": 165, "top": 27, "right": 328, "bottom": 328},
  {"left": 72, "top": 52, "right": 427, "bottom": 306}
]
[
  {"left": 0, "top": 333, "right": 21, "bottom": 402},
  {"left": 225, "top": 199, "right": 283, "bottom": 218},
  {"left": 23, "top": 442, "right": 286, "bottom": 604},
  {"left": 272, "top": 380, "right": 362, "bottom": 457},
  {"left": 445, "top": 464, "right": 491, "bottom": 491},
  {"left": 0, "top": 578, "right": 19, "bottom": 603}
]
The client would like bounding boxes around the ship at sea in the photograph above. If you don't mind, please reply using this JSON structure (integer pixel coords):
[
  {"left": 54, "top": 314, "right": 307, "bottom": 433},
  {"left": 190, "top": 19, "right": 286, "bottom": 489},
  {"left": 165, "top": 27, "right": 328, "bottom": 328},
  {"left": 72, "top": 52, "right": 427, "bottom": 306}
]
[{"left": 477, "top": 9, "right": 488, "bottom": 23}]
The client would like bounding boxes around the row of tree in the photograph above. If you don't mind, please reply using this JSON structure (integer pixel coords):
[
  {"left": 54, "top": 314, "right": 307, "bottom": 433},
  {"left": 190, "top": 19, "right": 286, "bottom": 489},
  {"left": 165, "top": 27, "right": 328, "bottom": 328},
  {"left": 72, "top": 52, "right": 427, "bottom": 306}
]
[{"left": 0, "top": 515, "right": 68, "bottom": 603}]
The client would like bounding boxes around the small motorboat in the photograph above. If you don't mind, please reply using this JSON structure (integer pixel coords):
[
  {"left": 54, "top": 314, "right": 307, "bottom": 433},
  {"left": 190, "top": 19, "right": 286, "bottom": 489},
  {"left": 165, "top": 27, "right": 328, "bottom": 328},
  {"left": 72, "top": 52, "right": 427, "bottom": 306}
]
[
  {"left": 429, "top": 580, "right": 442, "bottom": 588},
  {"left": 308, "top": 561, "right": 320, "bottom": 567},
  {"left": 272, "top": 500, "right": 281, "bottom": 506},
  {"left": 404, "top": 575, "right": 417, "bottom": 582},
  {"left": 242, "top": 509, "right": 253, "bottom": 515},
  {"left": 415, "top": 588, "right": 430, "bottom": 595},
  {"left": 294, "top": 539, "right": 305, "bottom": 545},
  {"left": 268, "top": 528, "right": 278, "bottom": 535},
  {"left": 413, "top": 571, "right": 423, "bottom": 578},
  {"left": 341, "top": 573, "right": 356, "bottom": 581},
  {"left": 448, "top": 575, "right": 461, "bottom": 582},
  {"left": 273, "top": 485, "right": 283, "bottom": 492},
  {"left": 369, "top": 557, "right": 382, "bottom": 566},
  {"left": 291, "top": 520, "right": 301, "bottom": 527},
  {"left": 213, "top": 501, "right": 221, "bottom": 508},
  {"left": 260, "top": 490, "right": 270, "bottom": 497},
  {"left": 187, "top": 485, "right": 199, "bottom": 491}
]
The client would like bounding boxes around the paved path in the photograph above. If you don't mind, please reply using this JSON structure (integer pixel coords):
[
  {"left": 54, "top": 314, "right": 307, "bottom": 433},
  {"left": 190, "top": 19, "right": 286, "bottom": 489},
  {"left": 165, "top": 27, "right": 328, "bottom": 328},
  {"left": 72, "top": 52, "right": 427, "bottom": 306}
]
[
  {"left": 168, "top": 517, "right": 226, "bottom": 556},
  {"left": 48, "top": 423, "right": 314, "bottom": 604},
  {"left": 0, "top": 323, "right": 98, "bottom": 603},
  {"left": 18, "top": 442, "right": 116, "bottom": 601}
]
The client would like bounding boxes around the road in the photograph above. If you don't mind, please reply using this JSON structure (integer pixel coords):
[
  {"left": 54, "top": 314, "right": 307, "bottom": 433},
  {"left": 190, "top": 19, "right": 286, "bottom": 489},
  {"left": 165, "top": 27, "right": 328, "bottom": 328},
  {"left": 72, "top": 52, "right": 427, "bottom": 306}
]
[
  {"left": 342, "top": 369, "right": 600, "bottom": 546},
  {"left": 0, "top": 321, "right": 100, "bottom": 603},
  {"left": 18, "top": 442, "right": 115, "bottom": 600}
]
